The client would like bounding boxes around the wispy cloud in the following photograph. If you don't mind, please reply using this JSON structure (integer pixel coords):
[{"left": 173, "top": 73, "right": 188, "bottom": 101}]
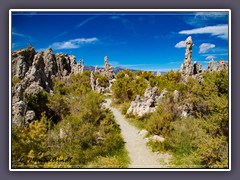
[
  {"left": 12, "top": 43, "right": 17, "bottom": 49},
  {"left": 168, "top": 61, "right": 182, "bottom": 65},
  {"left": 175, "top": 40, "right": 186, "bottom": 48},
  {"left": 195, "top": 12, "right": 228, "bottom": 19},
  {"left": 205, "top": 55, "right": 216, "bottom": 60},
  {"left": 184, "top": 12, "right": 228, "bottom": 27},
  {"left": 201, "top": 53, "right": 228, "bottom": 57},
  {"left": 49, "top": 37, "right": 98, "bottom": 50},
  {"left": 179, "top": 24, "right": 228, "bottom": 40},
  {"left": 12, "top": 32, "right": 31, "bottom": 39},
  {"left": 154, "top": 32, "right": 176, "bottom": 40},
  {"left": 109, "top": 15, "right": 137, "bottom": 36},
  {"left": 12, "top": 31, "right": 32, "bottom": 50},
  {"left": 199, "top": 43, "right": 215, "bottom": 53},
  {"left": 54, "top": 31, "right": 68, "bottom": 39},
  {"left": 76, "top": 16, "right": 97, "bottom": 29},
  {"left": 110, "top": 16, "right": 120, "bottom": 20}
]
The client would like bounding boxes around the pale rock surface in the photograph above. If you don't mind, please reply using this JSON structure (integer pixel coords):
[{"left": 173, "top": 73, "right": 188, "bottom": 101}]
[
  {"left": 92, "top": 56, "right": 116, "bottom": 93},
  {"left": 150, "top": 135, "right": 165, "bottom": 143},
  {"left": 25, "top": 110, "right": 36, "bottom": 123},
  {"left": 127, "top": 87, "right": 168, "bottom": 117},
  {"left": 180, "top": 36, "right": 193, "bottom": 81},
  {"left": 11, "top": 46, "right": 86, "bottom": 126}
]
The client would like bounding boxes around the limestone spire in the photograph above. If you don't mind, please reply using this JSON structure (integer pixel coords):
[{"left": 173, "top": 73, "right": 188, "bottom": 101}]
[{"left": 180, "top": 36, "right": 193, "bottom": 76}]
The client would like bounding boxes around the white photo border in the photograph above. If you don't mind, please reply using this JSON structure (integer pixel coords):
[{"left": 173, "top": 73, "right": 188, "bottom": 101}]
[{"left": 9, "top": 9, "right": 231, "bottom": 171}]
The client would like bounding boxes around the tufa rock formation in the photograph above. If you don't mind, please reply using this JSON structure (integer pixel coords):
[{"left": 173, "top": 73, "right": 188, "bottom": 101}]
[
  {"left": 91, "top": 56, "right": 116, "bottom": 93},
  {"left": 156, "top": 71, "right": 161, "bottom": 76},
  {"left": 180, "top": 36, "right": 194, "bottom": 80},
  {"left": 127, "top": 87, "right": 168, "bottom": 117},
  {"left": 94, "top": 56, "right": 115, "bottom": 79},
  {"left": 207, "top": 58, "right": 228, "bottom": 72},
  {"left": 179, "top": 36, "right": 228, "bottom": 82},
  {"left": 179, "top": 36, "right": 204, "bottom": 82},
  {"left": 193, "top": 61, "right": 202, "bottom": 75},
  {"left": 12, "top": 46, "right": 85, "bottom": 126}
]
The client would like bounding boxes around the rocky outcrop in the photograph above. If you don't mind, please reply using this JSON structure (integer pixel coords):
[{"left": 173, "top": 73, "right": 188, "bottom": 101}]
[
  {"left": 12, "top": 101, "right": 26, "bottom": 126},
  {"left": 95, "top": 56, "right": 115, "bottom": 79},
  {"left": 127, "top": 87, "right": 167, "bottom": 117},
  {"left": 156, "top": 71, "right": 161, "bottom": 76},
  {"left": 179, "top": 36, "right": 230, "bottom": 83},
  {"left": 207, "top": 58, "right": 228, "bottom": 72},
  {"left": 11, "top": 46, "right": 85, "bottom": 126},
  {"left": 95, "top": 78, "right": 105, "bottom": 94},
  {"left": 207, "top": 59, "right": 215, "bottom": 72},
  {"left": 173, "top": 90, "right": 179, "bottom": 103},
  {"left": 90, "top": 71, "right": 95, "bottom": 91},
  {"left": 180, "top": 36, "right": 193, "bottom": 81},
  {"left": 193, "top": 61, "right": 202, "bottom": 75},
  {"left": 216, "top": 59, "right": 228, "bottom": 71},
  {"left": 179, "top": 36, "right": 204, "bottom": 82},
  {"left": 43, "top": 48, "right": 58, "bottom": 79},
  {"left": 126, "top": 87, "right": 196, "bottom": 118},
  {"left": 70, "top": 58, "right": 84, "bottom": 74},
  {"left": 25, "top": 110, "right": 36, "bottom": 123},
  {"left": 138, "top": 129, "right": 165, "bottom": 143},
  {"left": 12, "top": 44, "right": 36, "bottom": 79},
  {"left": 91, "top": 56, "right": 116, "bottom": 94},
  {"left": 178, "top": 103, "right": 193, "bottom": 118}
]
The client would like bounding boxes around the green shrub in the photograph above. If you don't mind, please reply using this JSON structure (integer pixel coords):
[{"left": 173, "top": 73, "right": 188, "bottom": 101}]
[
  {"left": 13, "top": 71, "right": 130, "bottom": 168},
  {"left": 23, "top": 90, "right": 50, "bottom": 120},
  {"left": 12, "top": 75, "right": 20, "bottom": 87},
  {"left": 139, "top": 70, "right": 228, "bottom": 168},
  {"left": 194, "top": 136, "right": 228, "bottom": 168},
  {"left": 12, "top": 114, "right": 51, "bottom": 168},
  {"left": 111, "top": 69, "right": 148, "bottom": 104},
  {"left": 120, "top": 102, "right": 130, "bottom": 115},
  {"left": 146, "top": 104, "right": 173, "bottom": 135}
]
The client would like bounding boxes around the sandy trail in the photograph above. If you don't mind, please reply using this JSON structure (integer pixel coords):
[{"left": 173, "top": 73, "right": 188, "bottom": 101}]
[{"left": 104, "top": 99, "right": 170, "bottom": 168}]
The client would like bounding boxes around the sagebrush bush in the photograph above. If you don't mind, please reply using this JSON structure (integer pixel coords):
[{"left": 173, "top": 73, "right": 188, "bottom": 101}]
[
  {"left": 12, "top": 75, "right": 20, "bottom": 87},
  {"left": 13, "top": 71, "right": 129, "bottom": 168},
  {"left": 120, "top": 102, "right": 130, "bottom": 115},
  {"left": 112, "top": 69, "right": 229, "bottom": 168}
]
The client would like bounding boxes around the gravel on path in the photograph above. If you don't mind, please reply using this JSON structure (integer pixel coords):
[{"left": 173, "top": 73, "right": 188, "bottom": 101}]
[{"left": 104, "top": 99, "right": 171, "bottom": 168}]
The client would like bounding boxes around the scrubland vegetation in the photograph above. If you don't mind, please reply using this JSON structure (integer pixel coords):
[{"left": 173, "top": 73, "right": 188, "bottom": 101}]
[
  {"left": 12, "top": 67, "right": 229, "bottom": 169},
  {"left": 12, "top": 71, "right": 129, "bottom": 168},
  {"left": 111, "top": 69, "right": 229, "bottom": 168}
]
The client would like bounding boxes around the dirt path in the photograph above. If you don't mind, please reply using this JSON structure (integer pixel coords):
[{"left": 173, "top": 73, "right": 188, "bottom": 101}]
[{"left": 104, "top": 99, "right": 170, "bottom": 168}]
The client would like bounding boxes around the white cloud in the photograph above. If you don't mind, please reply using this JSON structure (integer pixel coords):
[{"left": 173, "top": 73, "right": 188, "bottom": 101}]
[
  {"left": 201, "top": 53, "right": 228, "bottom": 57},
  {"left": 76, "top": 16, "right": 97, "bottom": 28},
  {"left": 199, "top": 43, "right": 215, "bottom": 53},
  {"left": 179, "top": 24, "right": 228, "bottom": 40},
  {"left": 50, "top": 37, "right": 98, "bottom": 50},
  {"left": 12, "top": 43, "right": 16, "bottom": 49},
  {"left": 54, "top": 31, "right": 68, "bottom": 39},
  {"left": 205, "top": 55, "right": 216, "bottom": 60},
  {"left": 195, "top": 12, "right": 228, "bottom": 18},
  {"left": 12, "top": 32, "right": 30, "bottom": 38},
  {"left": 110, "top": 16, "right": 120, "bottom": 19},
  {"left": 175, "top": 40, "right": 186, "bottom": 48},
  {"left": 12, "top": 32, "right": 24, "bottom": 37}
]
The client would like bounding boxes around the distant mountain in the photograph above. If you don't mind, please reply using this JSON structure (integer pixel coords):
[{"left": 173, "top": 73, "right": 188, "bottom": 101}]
[
  {"left": 84, "top": 66, "right": 165, "bottom": 75},
  {"left": 113, "top": 66, "right": 138, "bottom": 74},
  {"left": 84, "top": 66, "right": 95, "bottom": 72}
]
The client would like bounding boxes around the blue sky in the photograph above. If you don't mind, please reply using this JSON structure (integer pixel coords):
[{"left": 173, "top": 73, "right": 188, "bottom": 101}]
[{"left": 12, "top": 11, "right": 229, "bottom": 71}]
